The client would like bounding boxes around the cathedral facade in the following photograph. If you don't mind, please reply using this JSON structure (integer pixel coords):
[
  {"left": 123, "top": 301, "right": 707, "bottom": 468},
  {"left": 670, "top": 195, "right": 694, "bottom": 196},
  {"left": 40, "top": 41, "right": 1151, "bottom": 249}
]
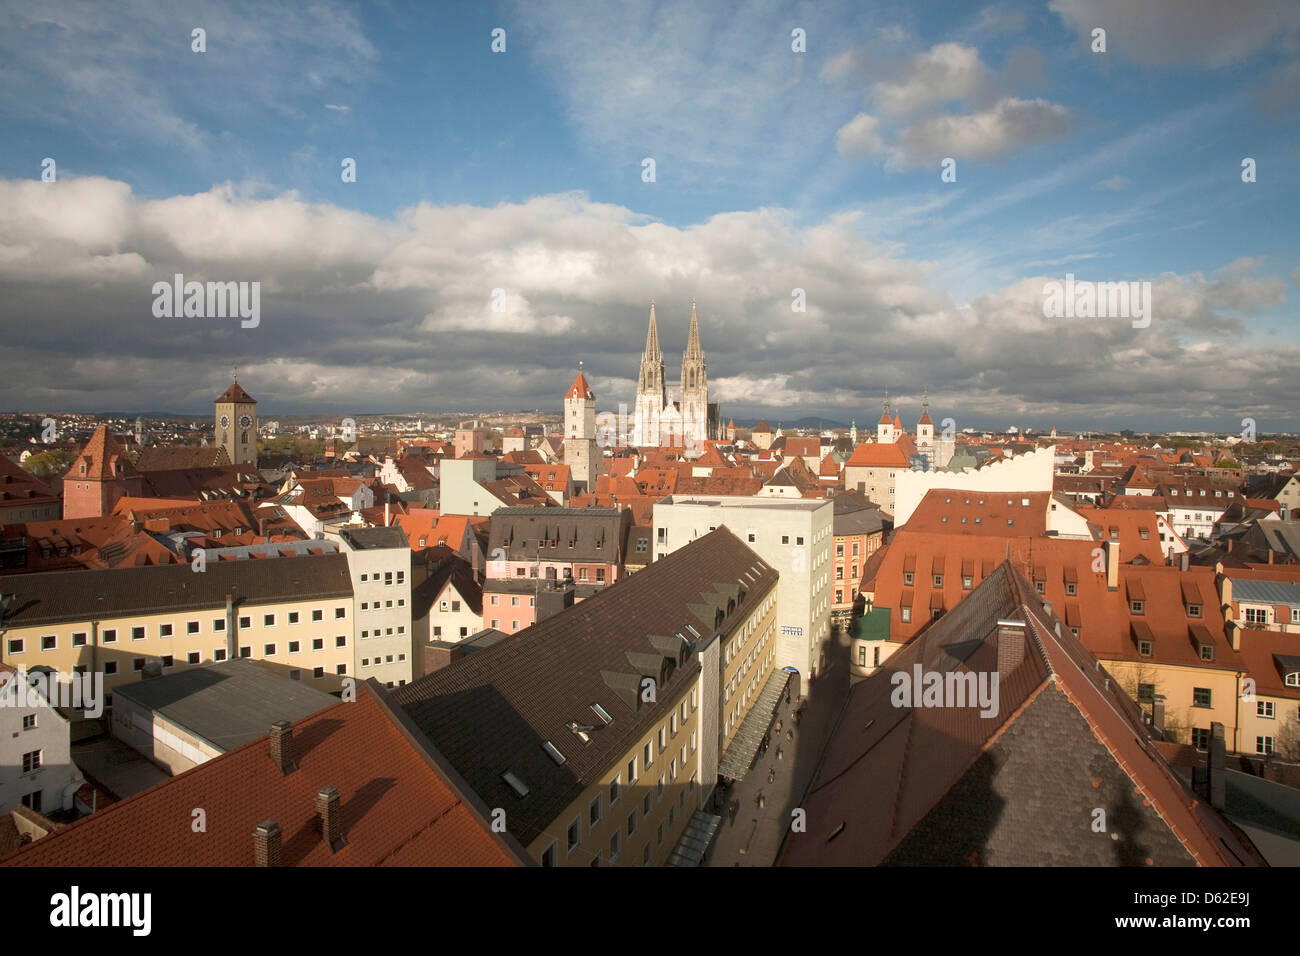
[{"left": 631, "top": 302, "right": 722, "bottom": 448}]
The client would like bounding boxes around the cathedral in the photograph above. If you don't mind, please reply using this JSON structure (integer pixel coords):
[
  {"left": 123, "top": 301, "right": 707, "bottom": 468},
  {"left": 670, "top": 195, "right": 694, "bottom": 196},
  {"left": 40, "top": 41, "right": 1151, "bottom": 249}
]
[{"left": 631, "top": 302, "right": 722, "bottom": 448}]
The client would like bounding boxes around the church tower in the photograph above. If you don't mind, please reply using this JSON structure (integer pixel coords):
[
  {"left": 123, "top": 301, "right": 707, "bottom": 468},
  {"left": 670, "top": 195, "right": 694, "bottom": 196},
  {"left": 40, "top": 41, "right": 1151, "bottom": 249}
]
[
  {"left": 633, "top": 303, "right": 666, "bottom": 447},
  {"left": 680, "top": 300, "right": 709, "bottom": 446},
  {"left": 917, "top": 390, "right": 934, "bottom": 446},
  {"left": 216, "top": 376, "right": 258, "bottom": 466},
  {"left": 564, "top": 364, "right": 602, "bottom": 493},
  {"left": 877, "top": 392, "right": 894, "bottom": 444}
]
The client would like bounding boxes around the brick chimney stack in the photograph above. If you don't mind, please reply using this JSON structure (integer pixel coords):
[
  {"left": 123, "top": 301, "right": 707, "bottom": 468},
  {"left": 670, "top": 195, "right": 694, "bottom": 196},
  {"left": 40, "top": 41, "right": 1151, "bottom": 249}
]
[
  {"left": 996, "top": 618, "right": 1026, "bottom": 676},
  {"left": 253, "top": 820, "right": 282, "bottom": 867},
  {"left": 316, "top": 786, "right": 345, "bottom": 852},
  {"left": 270, "top": 720, "right": 295, "bottom": 775}
]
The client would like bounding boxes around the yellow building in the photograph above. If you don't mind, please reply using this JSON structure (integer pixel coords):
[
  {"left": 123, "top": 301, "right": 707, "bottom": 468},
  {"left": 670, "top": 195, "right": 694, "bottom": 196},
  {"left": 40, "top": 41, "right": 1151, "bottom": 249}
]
[
  {"left": 392, "top": 527, "right": 780, "bottom": 865},
  {"left": 0, "top": 555, "right": 357, "bottom": 704}
]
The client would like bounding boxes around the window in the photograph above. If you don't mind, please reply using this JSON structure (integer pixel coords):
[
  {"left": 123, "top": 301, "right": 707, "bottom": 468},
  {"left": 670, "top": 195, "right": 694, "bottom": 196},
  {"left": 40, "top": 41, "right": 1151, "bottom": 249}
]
[
  {"left": 213, "top": 619, "right": 224, "bottom": 633},
  {"left": 903, "top": 572, "right": 913, "bottom": 586},
  {"left": 1192, "top": 728, "right": 1210, "bottom": 750},
  {"left": 239, "top": 617, "right": 251, "bottom": 629},
  {"left": 567, "top": 817, "right": 581, "bottom": 853},
  {"left": 1257, "top": 736, "right": 1275, "bottom": 756},
  {"left": 627, "top": 757, "right": 637, "bottom": 784},
  {"left": 132, "top": 626, "right": 145, "bottom": 641},
  {"left": 335, "top": 607, "right": 346, "bottom": 619},
  {"left": 187, "top": 651, "right": 200, "bottom": 664},
  {"left": 102, "top": 629, "right": 117, "bottom": 643},
  {"left": 657, "top": 775, "right": 664, "bottom": 800},
  {"left": 336, "top": 664, "right": 347, "bottom": 675},
  {"left": 609, "top": 776, "right": 621, "bottom": 805},
  {"left": 589, "top": 795, "right": 602, "bottom": 828},
  {"left": 1258, "top": 701, "right": 1275, "bottom": 719},
  {"left": 541, "top": 843, "right": 557, "bottom": 867},
  {"left": 22, "top": 750, "right": 42, "bottom": 773},
  {"left": 22, "top": 714, "right": 36, "bottom": 731},
  {"left": 41, "top": 635, "right": 56, "bottom": 651},
  {"left": 264, "top": 643, "right": 276, "bottom": 656},
  {"left": 1138, "top": 640, "right": 1152, "bottom": 657},
  {"left": 312, "top": 666, "right": 325, "bottom": 679},
  {"left": 1199, "top": 644, "right": 1214, "bottom": 662},
  {"left": 312, "top": 610, "right": 323, "bottom": 622},
  {"left": 186, "top": 621, "right": 199, "bottom": 635},
  {"left": 900, "top": 607, "right": 912, "bottom": 623},
  {"left": 1192, "top": 687, "right": 1212, "bottom": 708},
  {"left": 239, "top": 646, "right": 252, "bottom": 658},
  {"left": 312, "top": 638, "right": 324, "bottom": 650},
  {"left": 162, "top": 655, "right": 174, "bottom": 668},
  {"left": 158, "top": 623, "right": 174, "bottom": 638},
  {"left": 658, "top": 726, "right": 667, "bottom": 753},
  {"left": 336, "top": 635, "right": 347, "bottom": 647},
  {"left": 644, "top": 742, "right": 653, "bottom": 767},
  {"left": 1129, "top": 600, "right": 1144, "bottom": 615},
  {"left": 796, "top": 536, "right": 804, "bottom": 546},
  {"left": 1065, "top": 582, "right": 1076, "bottom": 597},
  {"left": 289, "top": 612, "right": 299, "bottom": 624},
  {"left": 263, "top": 614, "right": 275, "bottom": 627},
  {"left": 213, "top": 650, "right": 226, "bottom": 663},
  {"left": 858, "top": 645, "right": 867, "bottom": 667},
  {"left": 609, "top": 832, "right": 620, "bottom": 862},
  {"left": 132, "top": 658, "right": 145, "bottom": 671},
  {"left": 1246, "top": 607, "right": 1268, "bottom": 625},
  {"left": 104, "top": 661, "right": 118, "bottom": 675}
]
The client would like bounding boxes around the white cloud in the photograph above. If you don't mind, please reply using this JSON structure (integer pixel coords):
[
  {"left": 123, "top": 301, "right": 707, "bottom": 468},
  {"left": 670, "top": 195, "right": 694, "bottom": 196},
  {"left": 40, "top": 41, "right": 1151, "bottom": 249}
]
[
  {"left": 873, "top": 43, "right": 991, "bottom": 115},
  {"left": 0, "top": 175, "right": 1292, "bottom": 426},
  {"left": 889, "top": 97, "right": 1072, "bottom": 168},
  {"left": 324, "top": 103, "right": 351, "bottom": 113},
  {"left": 1049, "top": 0, "right": 1300, "bottom": 68},
  {"left": 834, "top": 113, "right": 885, "bottom": 157},
  {"left": 1093, "top": 175, "right": 1130, "bottom": 191}
]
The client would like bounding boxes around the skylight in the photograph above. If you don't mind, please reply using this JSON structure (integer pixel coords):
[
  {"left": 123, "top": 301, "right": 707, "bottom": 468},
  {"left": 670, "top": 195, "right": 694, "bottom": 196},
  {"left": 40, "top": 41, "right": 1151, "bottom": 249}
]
[
  {"left": 591, "top": 703, "right": 613, "bottom": 725},
  {"left": 542, "top": 740, "right": 566, "bottom": 765},
  {"left": 502, "top": 771, "right": 530, "bottom": 798}
]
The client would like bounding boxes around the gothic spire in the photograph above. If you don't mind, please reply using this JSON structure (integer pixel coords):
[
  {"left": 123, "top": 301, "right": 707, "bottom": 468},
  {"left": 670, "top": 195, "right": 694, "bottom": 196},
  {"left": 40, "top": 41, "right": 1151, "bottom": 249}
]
[
  {"left": 684, "top": 299, "right": 703, "bottom": 358},
  {"left": 644, "top": 302, "right": 661, "bottom": 359}
]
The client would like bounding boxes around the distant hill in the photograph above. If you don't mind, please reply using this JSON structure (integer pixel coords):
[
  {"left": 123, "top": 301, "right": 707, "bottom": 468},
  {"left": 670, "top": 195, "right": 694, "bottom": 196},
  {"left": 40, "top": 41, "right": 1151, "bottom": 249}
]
[{"left": 731, "top": 415, "right": 848, "bottom": 431}]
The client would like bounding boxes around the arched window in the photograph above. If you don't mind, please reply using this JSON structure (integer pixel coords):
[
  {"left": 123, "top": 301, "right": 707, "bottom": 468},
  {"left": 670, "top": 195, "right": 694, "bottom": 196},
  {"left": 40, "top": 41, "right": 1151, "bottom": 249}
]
[{"left": 241, "top": 431, "right": 248, "bottom": 444}]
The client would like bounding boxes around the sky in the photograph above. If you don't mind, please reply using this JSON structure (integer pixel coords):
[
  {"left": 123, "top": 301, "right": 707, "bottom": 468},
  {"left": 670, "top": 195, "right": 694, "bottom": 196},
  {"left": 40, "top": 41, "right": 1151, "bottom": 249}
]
[{"left": 0, "top": 0, "right": 1298, "bottom": 431}]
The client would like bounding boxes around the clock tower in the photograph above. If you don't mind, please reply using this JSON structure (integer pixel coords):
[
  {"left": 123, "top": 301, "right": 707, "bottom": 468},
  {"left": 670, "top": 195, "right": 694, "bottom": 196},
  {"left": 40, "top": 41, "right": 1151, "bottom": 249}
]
[{"left": 215, "top": 375, "right": 258, "bottom": 466}]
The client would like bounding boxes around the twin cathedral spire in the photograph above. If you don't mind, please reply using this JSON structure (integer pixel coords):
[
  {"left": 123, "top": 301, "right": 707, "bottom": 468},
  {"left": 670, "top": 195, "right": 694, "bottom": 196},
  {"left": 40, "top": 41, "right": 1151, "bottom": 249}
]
[{"left": 632, "top": 301, "right": 719, "bottom": 448}]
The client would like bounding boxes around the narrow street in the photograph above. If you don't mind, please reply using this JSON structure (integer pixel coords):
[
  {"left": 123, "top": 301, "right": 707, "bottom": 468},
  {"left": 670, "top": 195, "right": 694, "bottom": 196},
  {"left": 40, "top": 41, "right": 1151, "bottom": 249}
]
[{"left": 704, "top": 623, "right": 852, "bottom": 866}]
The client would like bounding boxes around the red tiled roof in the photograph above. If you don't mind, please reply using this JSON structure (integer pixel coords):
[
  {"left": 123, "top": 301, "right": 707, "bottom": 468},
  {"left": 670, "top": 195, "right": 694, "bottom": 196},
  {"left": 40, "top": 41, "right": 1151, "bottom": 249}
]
[
  {"left": 846, "top": 442, "right": 911, "bottom": 469},
  {"left": 3, "top": 683, "right": 525, "bottom": 867},
  {"left": 215, "top": 382, "right": 257, "bottom": 405},
  {"left": 565, "top": 372, "right": 594, "bottom": 401}
]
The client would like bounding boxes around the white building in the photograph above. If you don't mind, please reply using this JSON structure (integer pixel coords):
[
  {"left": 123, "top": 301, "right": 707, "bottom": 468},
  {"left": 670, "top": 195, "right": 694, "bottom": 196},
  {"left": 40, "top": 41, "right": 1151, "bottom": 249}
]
[
  {"left": 0, "top": 666, "right": 84, "bottom": 816},
  {"left": 339, "top": 527, "right": 416, "bottom": 688},
  {"left": 893, "top": 445, "right": 1057, "bottom": 528},
  {"left": 653, "top": 495, "right": 833, "bottom": 691}
]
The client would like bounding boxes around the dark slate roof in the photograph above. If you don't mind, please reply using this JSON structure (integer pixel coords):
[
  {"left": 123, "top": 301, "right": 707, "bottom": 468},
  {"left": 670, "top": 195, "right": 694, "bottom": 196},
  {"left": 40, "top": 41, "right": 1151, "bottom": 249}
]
[
  {"left": 339, "top": 526, "right": 409, "bottom": 550},
  {"left": 392, "top": 527, "right": 778, "bottom": 847},
  {"left": 112, "top": 659, "right": 338, "bottom": 752},
  {"left": 487, "top": 506, "right": 631, "bottom": 565},
  {"left": 215, "top": 383, "right": 257, "bottom": 405},
  {"left": 135, "top": 445, "right": 231, "bottom": 471},
  {"left": 780, "top": 561, "right": 1264, "bottom": 868},
  {"left": 832, "top": 490, "right": 888, "bottom": 536},
  {"left": 0, "top": 553, "right": 354, "bottom": 627}
]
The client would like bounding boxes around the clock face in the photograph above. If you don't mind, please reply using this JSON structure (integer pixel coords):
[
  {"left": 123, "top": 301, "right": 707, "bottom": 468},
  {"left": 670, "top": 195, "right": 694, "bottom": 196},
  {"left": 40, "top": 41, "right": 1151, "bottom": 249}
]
[
  {"left": 218, "top": 414, "right": 230, "bottom": 428},
  {"left": 238, "top": 414, "right": 253, "bottom": 430}
]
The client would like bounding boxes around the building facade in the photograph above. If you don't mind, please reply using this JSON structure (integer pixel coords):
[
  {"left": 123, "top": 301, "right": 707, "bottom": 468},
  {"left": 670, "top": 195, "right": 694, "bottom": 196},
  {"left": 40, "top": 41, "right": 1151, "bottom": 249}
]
[{"left": 631, "top": 303, "right": 721, "bottom": 448}]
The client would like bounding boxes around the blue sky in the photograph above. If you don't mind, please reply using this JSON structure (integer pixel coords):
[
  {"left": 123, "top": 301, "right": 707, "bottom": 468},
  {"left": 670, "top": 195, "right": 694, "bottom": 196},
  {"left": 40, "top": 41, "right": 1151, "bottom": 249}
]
[{"left": 1, "top": 0, "right": 1298, "bottom": 429}]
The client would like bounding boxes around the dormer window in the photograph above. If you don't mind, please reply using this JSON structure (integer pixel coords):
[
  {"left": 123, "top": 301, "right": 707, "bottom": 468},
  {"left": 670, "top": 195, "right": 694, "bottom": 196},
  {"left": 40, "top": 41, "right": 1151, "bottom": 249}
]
[{"left": 1187, "top": 603, "right": 1202, "bottom": 618}]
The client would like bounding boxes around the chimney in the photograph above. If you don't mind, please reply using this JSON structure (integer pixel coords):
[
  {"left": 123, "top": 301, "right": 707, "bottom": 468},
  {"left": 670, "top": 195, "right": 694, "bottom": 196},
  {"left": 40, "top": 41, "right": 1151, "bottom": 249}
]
[
  {"left": 253, "top": 820, "right": 282, "bottom": 867},
  {"left": 1152, "top": 694, "right": 1166, "bottom": 734},
  {"left": 384, "top": 492, "right": 391, "bottom": 527},
  {"left": 1105, "top": 539, "right": 1119, "bottom": 590},
  {"left": 996, "top": 618, "right": 1026, "bottom": 675},
  {"left": 269, "top": 720, "right": 295, "bottom": 774},
  {"left": 1207, "top": 722, "right": 1226, "bottom": 811},
  {"left": 1180, "top": 551, "right": 1189, "bottom": 572},
  {"left": 316, "top": 786, "right": 345, "bottom": 851},
  {"left": 1227, "top": 539, "right": 1234, "bottom": 553},
  {"left": 225, "top": 593, "right": 237, "bottom": 660}
]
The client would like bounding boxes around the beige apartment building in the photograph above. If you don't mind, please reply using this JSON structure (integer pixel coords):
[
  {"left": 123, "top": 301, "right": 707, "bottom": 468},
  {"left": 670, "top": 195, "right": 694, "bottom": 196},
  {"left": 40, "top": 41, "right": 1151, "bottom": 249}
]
[
  {"left": 392, "top": 528, "right": 779, "bottom": 866},
  {"left": 0, "top": 554, "right": 356, "bottom": 703}
]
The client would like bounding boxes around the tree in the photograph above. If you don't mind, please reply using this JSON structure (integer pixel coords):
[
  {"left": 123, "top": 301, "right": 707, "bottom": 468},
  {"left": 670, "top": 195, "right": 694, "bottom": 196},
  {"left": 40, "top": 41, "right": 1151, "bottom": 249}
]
[{"left": 22, "top": 448, "right": 76, "bottom": 478}]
